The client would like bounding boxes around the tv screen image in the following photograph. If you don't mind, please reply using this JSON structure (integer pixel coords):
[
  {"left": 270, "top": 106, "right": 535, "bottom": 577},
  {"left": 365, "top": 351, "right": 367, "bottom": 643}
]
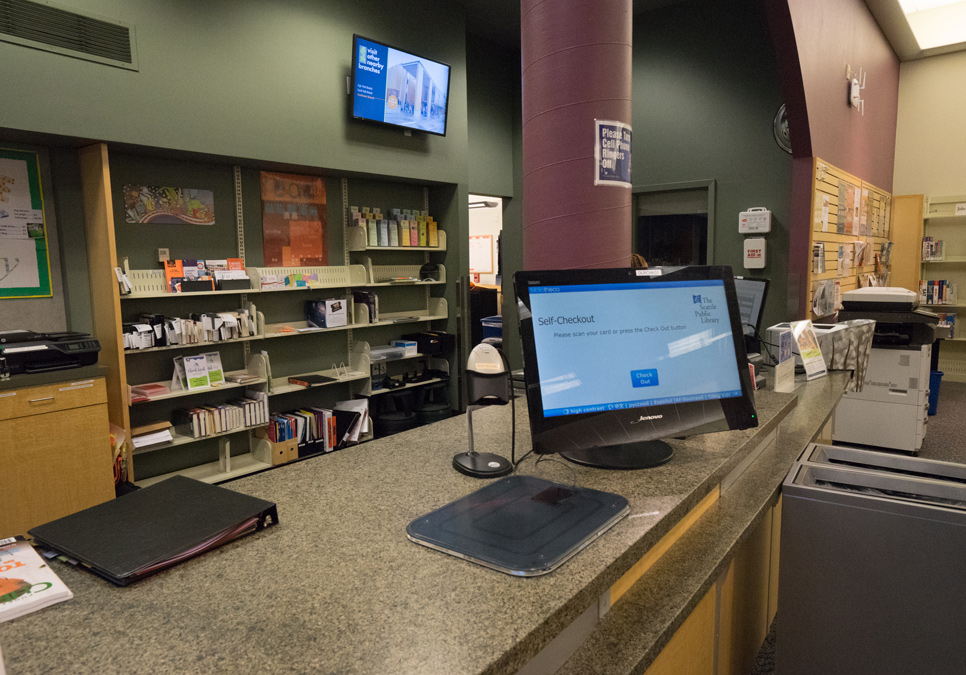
[
  {"left": 351, "top": 35, "right": 451, "bottom": 136},
  {"left": 515, "top": 266, "right": 758, "bottom": 469}
]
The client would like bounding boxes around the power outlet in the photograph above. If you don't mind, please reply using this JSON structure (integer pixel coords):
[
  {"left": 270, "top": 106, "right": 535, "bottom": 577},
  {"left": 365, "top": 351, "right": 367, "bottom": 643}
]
[{"left": 158, "top": 248, "right": 170, "bottom": 262}]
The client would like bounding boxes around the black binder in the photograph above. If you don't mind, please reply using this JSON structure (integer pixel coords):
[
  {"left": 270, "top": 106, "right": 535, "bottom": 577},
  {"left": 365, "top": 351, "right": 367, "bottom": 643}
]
[{"left": 28, "top": 476, "right": 278, "bottom": 586}]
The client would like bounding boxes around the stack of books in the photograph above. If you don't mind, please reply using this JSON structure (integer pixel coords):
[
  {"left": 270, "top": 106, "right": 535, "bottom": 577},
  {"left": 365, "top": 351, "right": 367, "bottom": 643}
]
[{"left": 172, "top": 389, "right": 268, "bottom": 439}]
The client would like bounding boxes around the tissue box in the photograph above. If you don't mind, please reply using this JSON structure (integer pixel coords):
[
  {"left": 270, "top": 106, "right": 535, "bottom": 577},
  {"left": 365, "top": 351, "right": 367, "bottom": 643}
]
[{"left": 391, "top": 339, "right": 417, "bottom": 357}]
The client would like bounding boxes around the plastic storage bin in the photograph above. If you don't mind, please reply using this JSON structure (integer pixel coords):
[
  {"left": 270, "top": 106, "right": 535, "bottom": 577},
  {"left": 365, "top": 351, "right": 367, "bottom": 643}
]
[
  {"left": 928, "top": 370, "right": 944, "bottom": 416},
  {"left": 481, "top": 316, "right": 503, "bottom": 340}
]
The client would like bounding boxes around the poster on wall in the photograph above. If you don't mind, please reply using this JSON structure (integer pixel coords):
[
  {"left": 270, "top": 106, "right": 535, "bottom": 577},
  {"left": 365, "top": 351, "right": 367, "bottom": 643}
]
[
  {"left": 594, "top": 120, "right": 632, "bottom": 187},
  {"left": 260, "top": 172, "right": 327, "bottom": 267},
  {"left": 123, "top": 185, "right": 215, "bottom": 225},
  {"left": 0, "top": 148, "right": 51, "bottom": 298}
]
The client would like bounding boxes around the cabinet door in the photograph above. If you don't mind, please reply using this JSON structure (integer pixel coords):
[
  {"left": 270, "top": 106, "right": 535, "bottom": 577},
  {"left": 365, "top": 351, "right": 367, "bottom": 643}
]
[{"left": 0, "top": 403, "right": 114, "bottom": 536}]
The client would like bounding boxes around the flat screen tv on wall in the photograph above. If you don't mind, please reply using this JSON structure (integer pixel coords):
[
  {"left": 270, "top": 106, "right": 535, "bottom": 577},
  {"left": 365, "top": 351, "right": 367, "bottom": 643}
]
[{"left": 350, "top": 34, "right": 451, "bottom": 137}]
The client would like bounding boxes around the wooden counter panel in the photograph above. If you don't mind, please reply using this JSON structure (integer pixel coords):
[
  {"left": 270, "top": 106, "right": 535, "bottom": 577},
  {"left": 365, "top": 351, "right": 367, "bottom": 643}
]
[
  {"left": 0, "top": 377, "right": 107, "bottom": 421},
  {"left": 0, "top": 402, "right": 114, "bottom": 536}
]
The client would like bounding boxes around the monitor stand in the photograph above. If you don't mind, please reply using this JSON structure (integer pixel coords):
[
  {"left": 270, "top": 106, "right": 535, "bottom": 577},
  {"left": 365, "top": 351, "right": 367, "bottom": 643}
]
[{"left": 560, "top": 440, "right": 673, "bottom": 470}]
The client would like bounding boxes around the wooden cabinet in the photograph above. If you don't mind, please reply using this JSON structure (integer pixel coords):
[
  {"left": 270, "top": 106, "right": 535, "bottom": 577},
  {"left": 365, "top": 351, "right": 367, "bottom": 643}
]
[{"left": 0, "top": 377, "right": 115, "bottom": 536}]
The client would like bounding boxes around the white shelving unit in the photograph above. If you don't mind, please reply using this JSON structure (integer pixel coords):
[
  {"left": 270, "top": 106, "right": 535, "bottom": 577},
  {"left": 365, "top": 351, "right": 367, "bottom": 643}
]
[{"left": 920, "top": 195, "right": 966, "bottom": 381}]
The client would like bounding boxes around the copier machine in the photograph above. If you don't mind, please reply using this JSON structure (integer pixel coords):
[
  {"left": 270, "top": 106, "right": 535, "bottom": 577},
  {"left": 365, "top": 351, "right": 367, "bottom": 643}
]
[{"left": 832, "top": 287, "right": 940, "bottom": 453}]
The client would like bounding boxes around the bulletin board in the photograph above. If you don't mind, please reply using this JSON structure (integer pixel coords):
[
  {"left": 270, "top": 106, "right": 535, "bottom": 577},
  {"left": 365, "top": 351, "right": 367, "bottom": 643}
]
[
  {"left": 469, "top": 234, "right": 493, "bottom": 274},
  {"left": 807, "top": 157, "right": 892, "bottom": 320},
  {"left": 0, "top": 148, "right": 52, "bottom": 298}
]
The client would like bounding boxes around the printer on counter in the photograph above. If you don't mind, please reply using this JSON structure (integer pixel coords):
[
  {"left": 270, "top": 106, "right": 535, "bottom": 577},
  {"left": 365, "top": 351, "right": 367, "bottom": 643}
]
[
  {"left": 837, "top": 286, "right": 940, "bottom": 347},
  {"left": 0, "top": 330, "right": 100, "bottom": 376},
  {"left": 832, "top": 287, "right": 940, "bottom": 454}
]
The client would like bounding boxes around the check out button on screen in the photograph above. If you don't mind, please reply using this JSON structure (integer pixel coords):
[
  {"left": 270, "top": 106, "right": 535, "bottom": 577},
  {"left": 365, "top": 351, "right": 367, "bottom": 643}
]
[{"left": 631, "top": 369, "right": 659, "bottom": 388}]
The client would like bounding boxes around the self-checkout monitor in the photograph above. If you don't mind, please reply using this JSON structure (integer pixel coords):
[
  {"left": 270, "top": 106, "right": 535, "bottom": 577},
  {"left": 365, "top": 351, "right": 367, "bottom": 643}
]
[{"left": 514, "top": 266, "right": 759, "bottom": 469}]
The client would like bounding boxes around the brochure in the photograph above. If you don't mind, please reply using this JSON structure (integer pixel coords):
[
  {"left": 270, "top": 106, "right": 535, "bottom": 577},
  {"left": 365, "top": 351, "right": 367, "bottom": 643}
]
[
  {"left": 773, "top": 329, "right": 796, "bottom": 393},
  {"left": 204, "top": 351, "right": 225, "bottom": 386},
  {"left": 183, "top": 354, "right": 211, "bottom": 390},
  {"left": 0, "top": 537, "right": 73, "bottom": 623},
  {"left": 790, "top": 320, "right": 827, "bottom": 381}
]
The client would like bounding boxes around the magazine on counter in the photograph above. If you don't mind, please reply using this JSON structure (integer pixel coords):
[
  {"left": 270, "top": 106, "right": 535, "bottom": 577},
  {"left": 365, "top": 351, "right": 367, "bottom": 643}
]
[{"left": 0, "top": 537, "right": 73, "bottom": 622}]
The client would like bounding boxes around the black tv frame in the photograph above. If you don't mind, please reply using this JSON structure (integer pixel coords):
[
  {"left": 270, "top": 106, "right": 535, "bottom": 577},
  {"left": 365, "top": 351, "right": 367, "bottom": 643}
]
[{"left": 350, "top": 34, "right": 452, "bottom": 138}]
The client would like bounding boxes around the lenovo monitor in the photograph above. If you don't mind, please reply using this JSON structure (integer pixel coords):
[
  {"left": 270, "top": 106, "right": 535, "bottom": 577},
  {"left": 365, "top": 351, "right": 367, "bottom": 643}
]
[{"left": 514, "top": 266, "right": 758, "bottom": 469}]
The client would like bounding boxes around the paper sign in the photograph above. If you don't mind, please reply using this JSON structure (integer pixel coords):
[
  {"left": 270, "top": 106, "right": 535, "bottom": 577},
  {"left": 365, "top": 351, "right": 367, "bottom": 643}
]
[
  {"left": 183, "top": 354, "right": 211, "bottom": 390},
  {"left": 773, "top": 329, "right": 796, "bottom": 392},
  {"left": 791, "top": 320, "right": 827, "bottom": 381},
  {"left": 594, "top": 120, "right": 632, "bottom": 187},
  {"left": 956, "top": 203, "right": 966, "bottom": 217}
]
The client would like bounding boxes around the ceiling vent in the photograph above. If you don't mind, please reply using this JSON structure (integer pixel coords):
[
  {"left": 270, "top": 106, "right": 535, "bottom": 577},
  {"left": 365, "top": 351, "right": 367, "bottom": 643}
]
[{"left": 0, "top": 0, "right": 137, "bottom": 71}]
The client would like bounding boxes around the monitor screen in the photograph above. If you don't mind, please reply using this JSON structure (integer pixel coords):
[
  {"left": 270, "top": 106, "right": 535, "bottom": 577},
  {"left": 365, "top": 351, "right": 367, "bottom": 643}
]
[
  {"left": 733, "top": 276, "right": 769, "bottom": 337},
  {"left": 515, "top": 266, "right": 758, "bottom": 469},
  {"left": 351, "top": 35, "right": 451, "bottom": 137}
]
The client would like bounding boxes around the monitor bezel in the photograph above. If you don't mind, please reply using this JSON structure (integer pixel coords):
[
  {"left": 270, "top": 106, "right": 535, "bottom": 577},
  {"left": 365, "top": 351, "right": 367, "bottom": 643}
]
[
  {"left": 350, "top": 34, "right": 452, "bottom": 138},
  {"left": 733, "top": 275, "right": 770, "bottom": 335},
  {"left": 514, "top": 266, "right": 759, "bottom": 456}
]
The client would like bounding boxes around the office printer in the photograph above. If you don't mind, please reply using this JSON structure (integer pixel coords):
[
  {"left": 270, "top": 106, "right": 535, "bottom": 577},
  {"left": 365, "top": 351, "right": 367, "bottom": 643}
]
[
  {"left": 832, "top": 287, "right": 939, "bottom": 453},
  {"left": 0, "top": 330, "right": 101, "bottom": 375},
  {"left": 837, "top": 287, "right": 939, "bottom": 348}
]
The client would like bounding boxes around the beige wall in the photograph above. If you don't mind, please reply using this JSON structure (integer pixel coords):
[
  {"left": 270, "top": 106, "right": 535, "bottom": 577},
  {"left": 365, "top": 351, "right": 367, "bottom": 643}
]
[{"left": 894, "top": 50, "right": 966, "bottom": 195}]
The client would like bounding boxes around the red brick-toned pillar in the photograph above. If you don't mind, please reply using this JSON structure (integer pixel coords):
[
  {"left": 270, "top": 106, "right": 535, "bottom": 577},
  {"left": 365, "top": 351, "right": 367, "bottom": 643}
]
[{"left": 521, "top": 0, "right": 633, "bottom": 270}]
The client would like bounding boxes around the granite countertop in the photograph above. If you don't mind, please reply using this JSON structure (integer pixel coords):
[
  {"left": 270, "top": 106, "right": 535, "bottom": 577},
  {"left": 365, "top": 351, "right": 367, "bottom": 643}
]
[{"left": 0, "top": 376, "right": 845, "bottom": 675}]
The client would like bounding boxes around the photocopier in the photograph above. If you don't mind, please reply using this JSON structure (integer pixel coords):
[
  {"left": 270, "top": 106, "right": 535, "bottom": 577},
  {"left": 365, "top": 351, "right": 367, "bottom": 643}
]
[{"left": 832, "top": 287, "right": 940, "bottom": 453}]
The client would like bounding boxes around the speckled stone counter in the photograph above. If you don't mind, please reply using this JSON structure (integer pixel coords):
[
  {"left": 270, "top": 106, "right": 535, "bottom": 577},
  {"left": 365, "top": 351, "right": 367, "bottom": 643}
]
[{"left": 0, "top": 373, "right": 848, "bottom": 675}]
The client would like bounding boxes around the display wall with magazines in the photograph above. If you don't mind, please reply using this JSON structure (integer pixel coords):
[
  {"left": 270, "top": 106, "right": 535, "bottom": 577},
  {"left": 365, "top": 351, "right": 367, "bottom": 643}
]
[{"left": 82, "top": 144, "right": 457, "bottom": 487}]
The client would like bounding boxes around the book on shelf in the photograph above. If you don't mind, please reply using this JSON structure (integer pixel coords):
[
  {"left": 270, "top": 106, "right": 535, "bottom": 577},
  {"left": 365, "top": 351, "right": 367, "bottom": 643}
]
[
  {"left": 131, "top": 420, "right": 173, "bottom": 436},
  {"left": 353, "top": 290, "right": 379, "bottom": 323},
  {"left": 130, "top": 382, "right": 170, "bottom": 400},
  {"left": 131, "top": 428, "right": 174, "bottom": 449},
  {"left": 0, "top": 537, "right": 73, "bottom": 622},
  {"left": 267, "top": 406, "right": 336, "bottom": 451},
  {"left": 288, "top": 373, "right": 337, "bottom": 387},
  {"left": 224, "top": 373, "right": 261, "bottom": 385},
  {"left": 939, "top": 313, "right": 957, "bottom": 339}
]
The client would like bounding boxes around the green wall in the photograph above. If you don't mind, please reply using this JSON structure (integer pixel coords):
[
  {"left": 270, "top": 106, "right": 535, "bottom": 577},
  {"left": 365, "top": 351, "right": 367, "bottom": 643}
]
[
  {"left": 466, "top": 33, "right": 517, "bottom": 199},
  {"left": 632, "top": 0, "right": 793, "bottom": 332},
  {"left": 0, "top": 0, "right": 468, "bottom": 185}
]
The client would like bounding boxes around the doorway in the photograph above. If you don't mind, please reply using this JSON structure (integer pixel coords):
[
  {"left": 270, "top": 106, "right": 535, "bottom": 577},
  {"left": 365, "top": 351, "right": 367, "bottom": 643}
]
[{"left": 633, "top": 181, "right": 715, "bottom": 267}]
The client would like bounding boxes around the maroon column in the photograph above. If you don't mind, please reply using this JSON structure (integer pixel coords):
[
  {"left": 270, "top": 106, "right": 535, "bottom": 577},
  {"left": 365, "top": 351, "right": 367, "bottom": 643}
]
[{"left": 521, "top": 0, "right": 633, "bottom": 270}]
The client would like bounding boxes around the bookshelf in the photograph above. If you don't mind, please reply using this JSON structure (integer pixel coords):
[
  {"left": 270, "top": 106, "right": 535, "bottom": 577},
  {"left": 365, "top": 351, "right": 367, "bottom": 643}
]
[
  {"left": 921, "top": 195, "right": 966, "bottom": 381},
  {"left": 80, "top": 143, "right": 456, "bottom": 486}
]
